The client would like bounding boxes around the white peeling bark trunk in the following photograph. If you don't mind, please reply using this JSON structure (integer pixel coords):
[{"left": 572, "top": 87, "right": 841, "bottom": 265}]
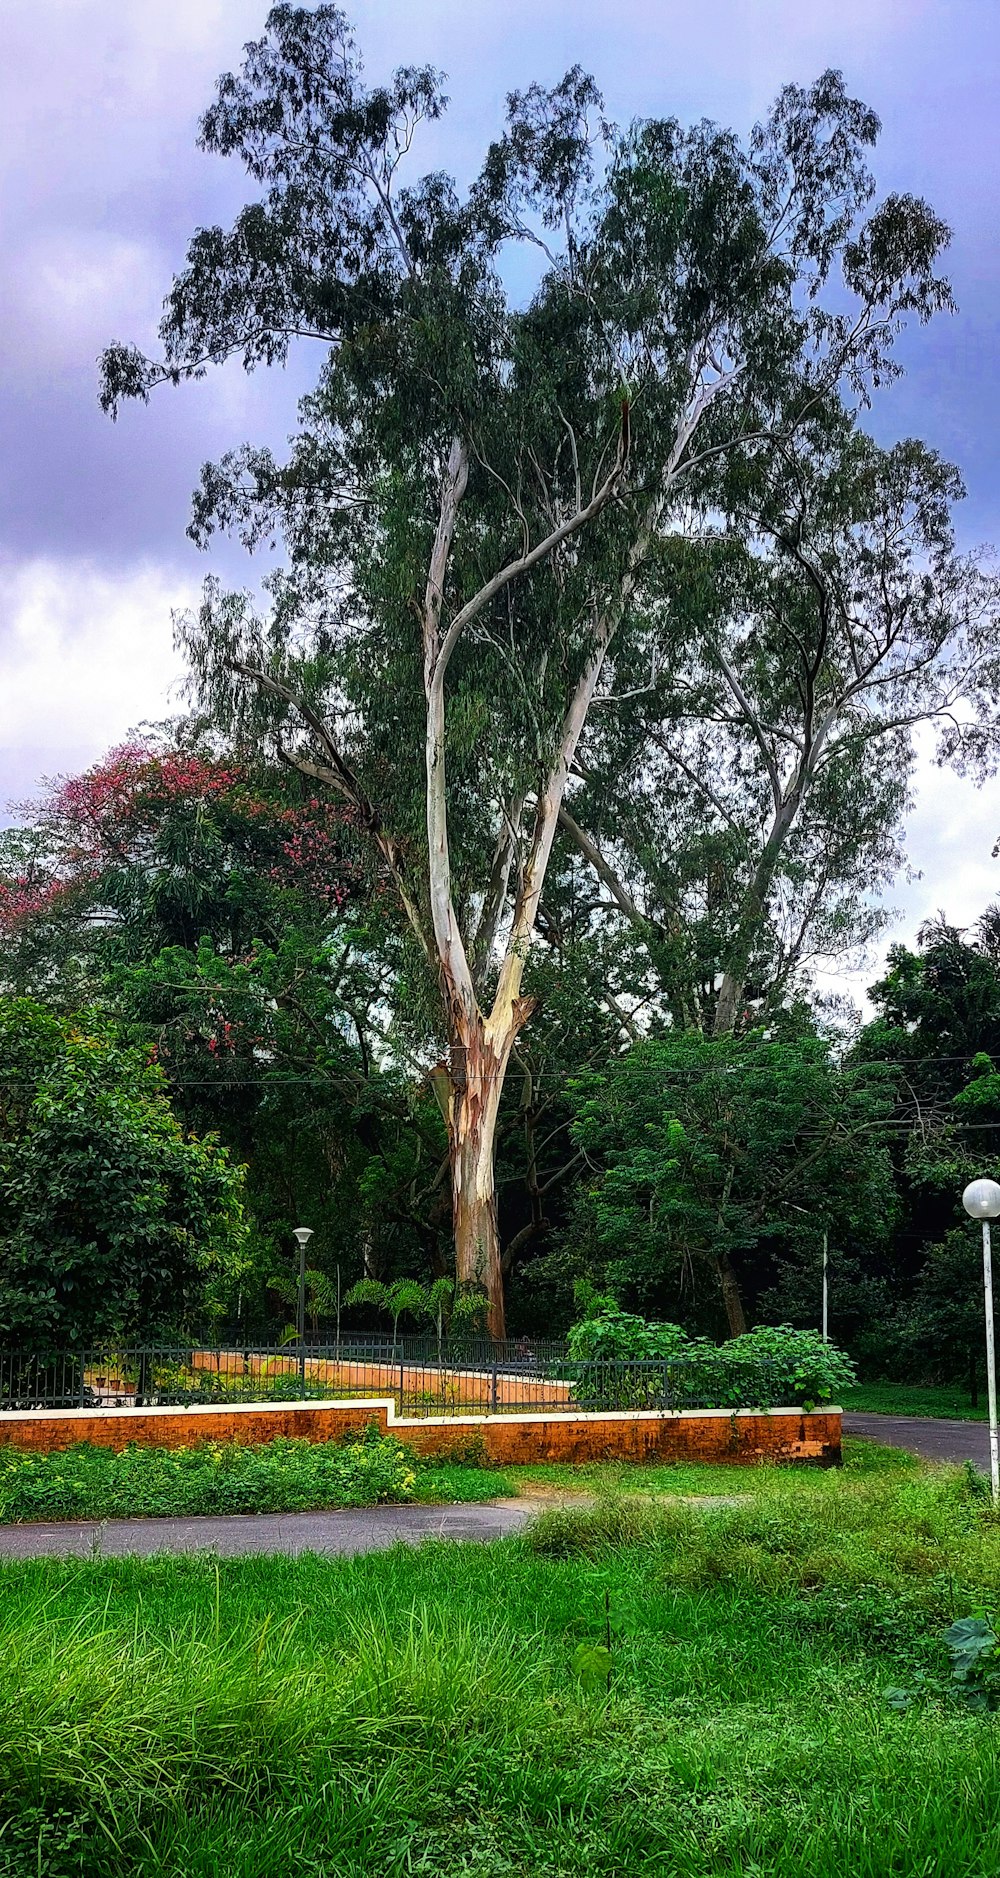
[{"left": 445, "top": 1001, "right": 534, "bottom": 1337}]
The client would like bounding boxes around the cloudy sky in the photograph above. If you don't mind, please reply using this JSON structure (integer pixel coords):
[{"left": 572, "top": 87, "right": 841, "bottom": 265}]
[{"left": 2, "top": 0, "right": 999, "bottom": 1005}]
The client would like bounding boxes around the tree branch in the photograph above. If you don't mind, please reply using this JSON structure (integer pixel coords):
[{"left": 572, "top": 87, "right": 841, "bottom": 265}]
[
  {"left": 557, "top": 805, "right": 649, "bottom": 928},
  {"left": 230, "top": 662, "right": 432, "bottom": 962}
]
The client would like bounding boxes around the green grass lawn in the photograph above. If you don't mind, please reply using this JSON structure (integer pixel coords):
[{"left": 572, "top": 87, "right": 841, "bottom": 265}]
[
  {"left": 842, "top": 1381, "right": 987, "bottom": 1421},
  {"left": 5, "top": 1441, "right": 1000, "bottom": 1875}
]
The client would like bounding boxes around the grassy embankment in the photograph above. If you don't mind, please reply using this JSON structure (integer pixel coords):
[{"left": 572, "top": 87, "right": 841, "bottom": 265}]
[
  {"left": 842, "top": 1382, "right": 987, "bottom": 1420},
  {"left": 4, "top": 1441, "right": 1000, "bottom": 1874}
]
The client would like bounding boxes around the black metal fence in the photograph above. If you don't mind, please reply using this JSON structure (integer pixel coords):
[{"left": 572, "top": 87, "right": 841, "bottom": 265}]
[{"left": 0, "top": 1340, "right": 808, "bottom": 1418}]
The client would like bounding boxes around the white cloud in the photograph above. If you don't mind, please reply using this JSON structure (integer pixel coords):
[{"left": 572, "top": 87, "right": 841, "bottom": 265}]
[
  {"left": 8, "top": 233, "right": 162, "bottom": 373},
  {"left": 0, "top": 557, "right": 195, "bottom": 806}
]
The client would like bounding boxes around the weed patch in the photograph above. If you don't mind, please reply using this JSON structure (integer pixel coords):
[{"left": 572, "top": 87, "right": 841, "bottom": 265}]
[{"left": 0, "top": 1435, "right": 512, "bottom": 1523}]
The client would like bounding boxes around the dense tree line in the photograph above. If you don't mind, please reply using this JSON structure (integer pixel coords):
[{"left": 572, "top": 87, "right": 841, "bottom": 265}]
[{"left": 2, "top": 5, "right": 999, "bottom": 1369}]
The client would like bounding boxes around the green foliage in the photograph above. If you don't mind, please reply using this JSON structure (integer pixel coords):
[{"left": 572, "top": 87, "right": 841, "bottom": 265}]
[
  {"left": 2, "top": 3, "right": 987, "bottom": 1362},
  {"left": 0, "top": 1000, "right": 247, "bottom": 1345},
  {"left": 97, "top": 5, "right": 977, "bottom": 1338},
  {"left": 944, "top": 1614, "right": 1000, "bottom": 1710},
  {"left": 567, "top": 1308, "right": 688, "bottom": 1363},
  {"left": 842, "top": 1383, "right": 986, "bottom": 1421},
  {"left": 845, "top": 919, "right": 1000, "bottom": 1383},
  {"left": 563, "top": 1032, "right": 895, "bottom": 1331},
  {"left": 269, "top": 1266, "right": 337, "bottom": 1340},
  {"left": 344, "top": 1277, "right": 431, "bottom": 1341},
  {"left": 886, "top": 1611, "right": 1000, "bottom": 1716},
  {"left": 525, "top": 1445, "right": 988, "bottom": 1594},
  {"left": 4, "top": 1449, "right": 1000, "bottom": 1873},
  {"left": 343, "top": 1276, "right": 490, "bottom": 1345},
  {"left": 895, "top": 1227, "right": 986, "bottom": 1385},
  {"left": 566, "top": 1311, "right": 855, "bottom": 1408},
  {"left": 0, "top": 732, "right": 459, "bottom": 1326},
  {"left": 860, "top": 919, "right": 1000, "bottom": 1106},
  {"left": 0, "top": 1434, "right": 420, "bottom": 1522},
  {"left": 569, "top": 1640, "right": 613, "bottom": 1695},
  {"left": 571, "top": 1277, "right": 621, "bottom": 1322}
]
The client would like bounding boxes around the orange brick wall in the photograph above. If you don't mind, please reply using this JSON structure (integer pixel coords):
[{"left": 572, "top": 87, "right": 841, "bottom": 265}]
[
  {"left": 406, "top": 1409, "right": 841, "bottom": 1466},
  {"left": 0, "top": 1399, "right": 842, "bottom": 1466}
]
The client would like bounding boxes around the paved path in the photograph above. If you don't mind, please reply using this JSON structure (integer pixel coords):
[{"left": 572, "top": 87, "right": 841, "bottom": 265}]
[
  {"left": 845, "top": 1413, "right": 989, "bottom": 1467},
  {"left": 0, "top": 1499, "right": 539, "bottom": 1561},
  {"left": 0, "top": 1492, "right": 749, "bottom": 1562}
]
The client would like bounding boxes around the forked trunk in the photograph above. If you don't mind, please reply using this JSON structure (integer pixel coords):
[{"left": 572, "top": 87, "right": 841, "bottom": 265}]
[{"left": 713, "top": 795, "right": 802, "bottom": 1037}]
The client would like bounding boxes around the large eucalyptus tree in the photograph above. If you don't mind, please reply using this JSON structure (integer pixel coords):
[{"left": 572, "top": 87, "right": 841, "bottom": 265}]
[{"left": 101, "top": 3, "right": 953, "bottom": 1332}]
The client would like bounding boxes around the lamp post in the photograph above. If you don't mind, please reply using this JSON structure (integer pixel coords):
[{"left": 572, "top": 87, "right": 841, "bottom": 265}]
[
  {"left": 292, "top": 1227, "right": 314, "bottom": 1398},
  {"left": 962, "top": 1180, "right": 1000, "bottom": 1505}
]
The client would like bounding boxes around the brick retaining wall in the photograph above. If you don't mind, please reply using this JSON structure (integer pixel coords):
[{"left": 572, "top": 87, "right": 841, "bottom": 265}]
[{"left": 0, "top": 1398, "right": 842, "bottom": 1466}]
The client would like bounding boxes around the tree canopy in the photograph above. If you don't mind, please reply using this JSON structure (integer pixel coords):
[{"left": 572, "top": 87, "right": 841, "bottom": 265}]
[
  {"left": 0, "top": 1000, "right": 247, "bottom": 1345},
  {"left": 558, "top": 1029, "right": 896, "bottom": 1335},
  {"left": 97, "top": 5, "right": 969, "bottom": 1334},
  {"left": 2, "top": 7, "right": 997, "bottom": 1369}
]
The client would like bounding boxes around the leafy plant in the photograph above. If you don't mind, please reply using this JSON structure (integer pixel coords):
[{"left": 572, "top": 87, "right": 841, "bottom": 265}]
[
  {"left": 564, "top": 1033, "right": 897, "bottom": 1337},
  {"left": 566, "top": 1312, "right": 855, "bottom": 1410},
  {"left": 570, "top": 1591, "right": 614, "bottom": 1697},
  {"left": 0, "top": 999, "right": 248, "bottom": 1345},
  {"left": 944, "top": 1614, "right": 1000, "bottom": 1711},
  {"left": 0, "top": 1435, "right": 422, "bottom": 1522},
  {"left": 344, "top": 1279, "right": 432, "bottom": 1351},
  {"left": 570, "top": 1642, "right": 613, "bottom": 1695},
  {"left": 269, "top": 1268, "right": 337, "bottom": 1341}
]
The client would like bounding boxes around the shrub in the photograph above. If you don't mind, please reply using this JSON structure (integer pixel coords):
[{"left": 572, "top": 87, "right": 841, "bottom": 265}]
[{"left": 565, "top": 1312, "right": 855, "bottom": 1410}]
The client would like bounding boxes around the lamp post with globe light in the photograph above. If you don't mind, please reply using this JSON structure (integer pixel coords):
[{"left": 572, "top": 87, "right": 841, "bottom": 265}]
[
  {"left": 292, "top": 1227, "right": 314, "bottom": 1397},
  {"left": 962, "top": 1180, "right": 1000, "bottom": 1504}
]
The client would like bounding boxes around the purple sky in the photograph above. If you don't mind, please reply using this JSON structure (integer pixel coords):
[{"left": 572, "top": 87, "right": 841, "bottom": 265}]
[{"left": 2, "top": 0, "right": 999, "bottom": 1006}]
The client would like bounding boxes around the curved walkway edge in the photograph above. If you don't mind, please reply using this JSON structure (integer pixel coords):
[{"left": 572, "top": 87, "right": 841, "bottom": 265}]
[{"left": 845, "top": 1413, "right": 990, "bottom": 1467}]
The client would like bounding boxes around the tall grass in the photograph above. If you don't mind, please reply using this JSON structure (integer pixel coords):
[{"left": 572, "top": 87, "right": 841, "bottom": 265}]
[{"left": 3, "top": 1447, "right": 1000, "bottom": 1875}]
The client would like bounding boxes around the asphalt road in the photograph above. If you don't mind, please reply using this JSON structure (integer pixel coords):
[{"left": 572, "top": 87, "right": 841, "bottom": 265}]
[
  {"left": 0, "top": 1499, "right": 537, "bottom": 1561},
  {"left": 845, "top": 1412, "right": 990, "bottom": 1467}
]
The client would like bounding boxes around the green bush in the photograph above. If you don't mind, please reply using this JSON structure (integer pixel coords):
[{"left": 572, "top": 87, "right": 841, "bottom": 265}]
[{"left": 565, "top": 1311, "right": 855, "bottom": 1409}]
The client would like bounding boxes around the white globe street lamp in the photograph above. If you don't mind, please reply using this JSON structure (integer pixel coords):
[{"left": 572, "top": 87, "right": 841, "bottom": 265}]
[
  {"left": 962, "top": 1180, "right": 1000, "bottom": 1504},
  {"left": 292, "top": 1227, "right": 314, "bottom": 1397}
]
